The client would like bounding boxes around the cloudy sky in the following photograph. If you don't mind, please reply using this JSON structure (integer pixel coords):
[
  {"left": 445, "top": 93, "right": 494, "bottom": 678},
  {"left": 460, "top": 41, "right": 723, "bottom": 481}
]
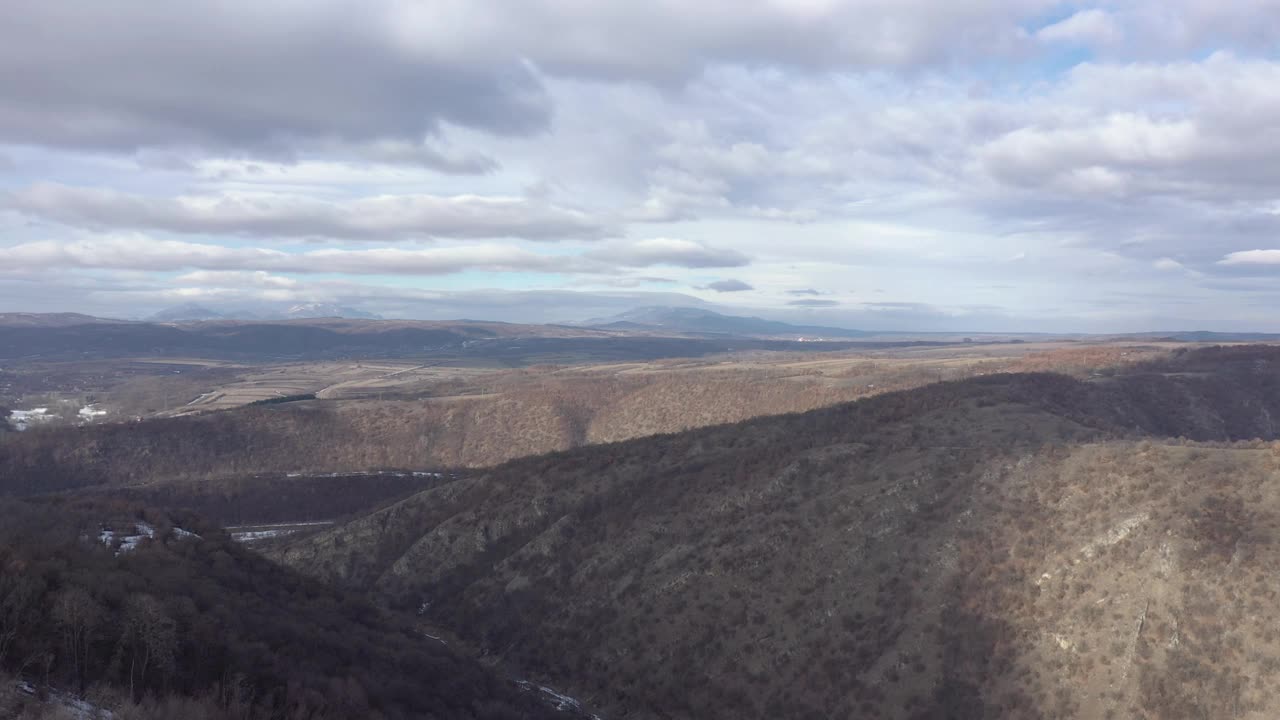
[{"left": 3, "top": 1, "right": 1280, "bottom": 331}]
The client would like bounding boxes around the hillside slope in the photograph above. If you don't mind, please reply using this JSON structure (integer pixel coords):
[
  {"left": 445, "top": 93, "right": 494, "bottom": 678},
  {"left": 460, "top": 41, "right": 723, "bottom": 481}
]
[
  {"left": 0, "top": 500, "right": 568, "bottom": 720},
  {"left": 0, "top": 345, "right": 1167, "bottom": 493},
  {"left": 275, "top": 346, "right": 1280, "bottom": 719}
]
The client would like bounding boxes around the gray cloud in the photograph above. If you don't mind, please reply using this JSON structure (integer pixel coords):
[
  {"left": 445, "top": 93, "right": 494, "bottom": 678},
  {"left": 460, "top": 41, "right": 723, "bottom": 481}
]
[
  {"left": 0, "top": 2, "right": 550, "bottom": 157},
  {"left": 6, "top": 184, "right": 610, "bottom": 241},
  {"left": 10, "top": 2, "right": 1280, "bottom": 332},
  {"left": 700, "top": 279, "right": 754, "bottom": 292},
  {"left": 350, "top": 141, "right": 500, "bottom": 174},
  {"left": 788, "top": 299, "right": 840, "bottom": 307}
]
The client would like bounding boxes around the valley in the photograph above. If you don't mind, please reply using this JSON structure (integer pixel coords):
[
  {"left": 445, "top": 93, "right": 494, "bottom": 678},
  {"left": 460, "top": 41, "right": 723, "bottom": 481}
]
[
  {"left": 4, "top": 315, "right": 1280, "bottom": 719},
  {"left": 266, "top": 346, "right": 1280, "bottom": 719},
  {"left": 8, "top": 4, "right": 1274, "bottom": 716}
]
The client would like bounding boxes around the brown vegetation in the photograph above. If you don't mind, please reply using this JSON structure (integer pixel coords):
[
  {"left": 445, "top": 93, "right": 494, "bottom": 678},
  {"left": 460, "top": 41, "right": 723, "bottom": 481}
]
[
  {"left": 268, "top": 346, "right": 1280, "bottom": 719},
  {"left": 0, "top": 499, "right": 564, "bottom": 719},
  {"left": 0, "top": 342, "right": 1179, "bottom": 492}
]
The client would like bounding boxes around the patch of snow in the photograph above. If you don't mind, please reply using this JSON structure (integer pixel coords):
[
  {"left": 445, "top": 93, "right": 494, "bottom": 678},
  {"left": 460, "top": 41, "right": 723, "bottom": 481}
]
[
  {"left": 77, "top": 404, "right": 106, "bottom": 419},
  {"left": 9, "top": 407, "right": 50, "bottom": 431},
  {"left": 173, "top": 527, "right": 201, "bottom": 539},
  {"left": 100, "top": 522, "right": 157, "bottom": 555},
  {"left": 230, "top": 529, "right": 288, "bottom": 542},
  {"left": 60, "top": 692, "right": 113, "bottom": 720},
  {"left": 227, "top": 521, "right": 332, "bottom": 543},
  {"left": 276, "top": 470, "right": 451, "bottom": 479},
  {"left": 14, "top": 681, "right": 114, "bottom": 719},
  {"left": 516, "top": 680, "right": 601, "bottom": 718}
]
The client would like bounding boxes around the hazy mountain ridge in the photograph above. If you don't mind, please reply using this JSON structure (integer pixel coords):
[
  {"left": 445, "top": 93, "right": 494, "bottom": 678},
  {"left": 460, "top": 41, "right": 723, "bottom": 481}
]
[
  {"left": 0, "top": 312, "right": 135, "bottom": 328},
  {"left": 579, "top": 305, "right": 871, "bottom": 338},
  {"left": 0, "top": 313, "right": 913, "bottom": 362},
  {"left": 0, "top": 317, "right": 601, "bottom": 361},
  {"left": 148, "top": 303, "right": 383, "bottom": 322}
]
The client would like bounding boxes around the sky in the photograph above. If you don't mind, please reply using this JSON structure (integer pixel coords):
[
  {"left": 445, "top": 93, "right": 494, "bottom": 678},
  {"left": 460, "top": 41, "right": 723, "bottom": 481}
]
[{"left": 3, "top": 1, "right": 1280, "bottom": 332}]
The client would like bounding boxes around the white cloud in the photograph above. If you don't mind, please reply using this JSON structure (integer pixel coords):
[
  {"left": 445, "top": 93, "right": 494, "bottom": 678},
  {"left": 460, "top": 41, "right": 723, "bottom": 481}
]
[
  {"left": 10, "top": 2, "right": 1280, "bottom": 330},
  {"left": 588, "top": 238, "right": 750, "bottom": 268},
  {"left": 1220, "top": 249, "right": 1280, "bottom": 266},
  {"left": 1036, "top": 9, "right": 1121, "bottom": 46},
  {"left": 0, "top": 236, "right": 750, "bottom": 275},
  {"left": 174, "top": 270, "right": 300, "bottom": 288},
  {"left": 6, "top": 184, "right": 610, "bottom": 241}
]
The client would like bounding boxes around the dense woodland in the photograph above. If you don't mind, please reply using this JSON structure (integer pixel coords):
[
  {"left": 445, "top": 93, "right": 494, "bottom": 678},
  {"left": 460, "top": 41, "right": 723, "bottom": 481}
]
[{"left": 0, "top": 499, "right": 561, "bottom": 719}]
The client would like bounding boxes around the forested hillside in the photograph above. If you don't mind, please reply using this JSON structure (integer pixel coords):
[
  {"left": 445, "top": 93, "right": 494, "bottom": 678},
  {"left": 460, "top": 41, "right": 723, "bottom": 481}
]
[
  {"left": 273, "top": 346, "right": 1280, "bottom": 719},
  {"left": 0, "top": 499, "right": 564, "bottom": 720},
  {"left": 0, "top": 344, "right": 1167, "bottom": 494}
]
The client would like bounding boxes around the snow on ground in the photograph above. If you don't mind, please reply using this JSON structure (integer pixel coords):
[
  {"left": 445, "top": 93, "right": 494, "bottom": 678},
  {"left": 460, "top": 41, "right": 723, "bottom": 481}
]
[
  {"left": 283, "top": 470, "right": 446, "bottom": 479},
  {"left": 8, "top": 407, "right": 50, "bottom": 431},
  {"left": 78, "top": 404, "right": 107, "bottom": 419},
  {"left": 230, "top": 529, "right": 289, "bottom": 542},
  {"left": 100, "top": 522, "right": 155, "bottom": 554},
  {"left": 99, "top": 523, "right": 199, "bottom": 554},
  {"left": 15, "top": 679, "right": 114, "bottom": 719},
  {"left": 227, "top": 521, "right": 333, "bottom": 543},
  {"left": 515, "top": 680, "right": 602, "bottom": 718}
]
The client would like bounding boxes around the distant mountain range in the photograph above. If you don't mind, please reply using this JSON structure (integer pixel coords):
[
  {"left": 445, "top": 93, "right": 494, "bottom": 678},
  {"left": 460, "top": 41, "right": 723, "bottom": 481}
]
[
  {"left": 578, "top": 305, "right": 870, "bottom": 338},
  {"left": 1115, "top": 330, "right": 1280, "bottom": 342},
  {"left": 147, "top": 302, "right": 382, "bottom": 322}
]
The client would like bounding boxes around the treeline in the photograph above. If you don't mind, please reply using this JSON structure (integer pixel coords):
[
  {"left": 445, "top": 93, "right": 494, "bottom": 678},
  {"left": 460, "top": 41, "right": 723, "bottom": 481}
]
[
  {"left": 249, "top": 393, "right": 317, "bottom": 406},
  {"left": 74, "top": 472, "right": 451, "bottom": 526},
  {"left": 0, "top": 498, "right": 559, "bottom": 719}
]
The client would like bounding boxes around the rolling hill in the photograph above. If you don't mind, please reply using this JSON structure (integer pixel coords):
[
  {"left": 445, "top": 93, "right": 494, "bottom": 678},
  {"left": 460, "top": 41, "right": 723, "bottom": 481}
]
[
  {"left": 269, "top": 346, "right": 1280, "bottom": 719},
  {"left": 0, "top": 343, "right": 1140, "bottom": 493},
  {"left": 0, "top": 313, "right": 904, "bottom": 362}
]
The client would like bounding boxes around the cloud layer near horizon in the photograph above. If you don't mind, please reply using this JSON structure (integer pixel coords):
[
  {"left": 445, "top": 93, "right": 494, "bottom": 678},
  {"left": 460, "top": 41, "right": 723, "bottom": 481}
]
[{"left": 5, "top": 1, "right": 1280, "bottom": 331}]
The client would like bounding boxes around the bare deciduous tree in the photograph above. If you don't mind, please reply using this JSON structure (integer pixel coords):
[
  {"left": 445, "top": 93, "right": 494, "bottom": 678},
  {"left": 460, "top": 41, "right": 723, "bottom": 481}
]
[{"left": 53, "top": 587, "right": 102, "bottom": 698}]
